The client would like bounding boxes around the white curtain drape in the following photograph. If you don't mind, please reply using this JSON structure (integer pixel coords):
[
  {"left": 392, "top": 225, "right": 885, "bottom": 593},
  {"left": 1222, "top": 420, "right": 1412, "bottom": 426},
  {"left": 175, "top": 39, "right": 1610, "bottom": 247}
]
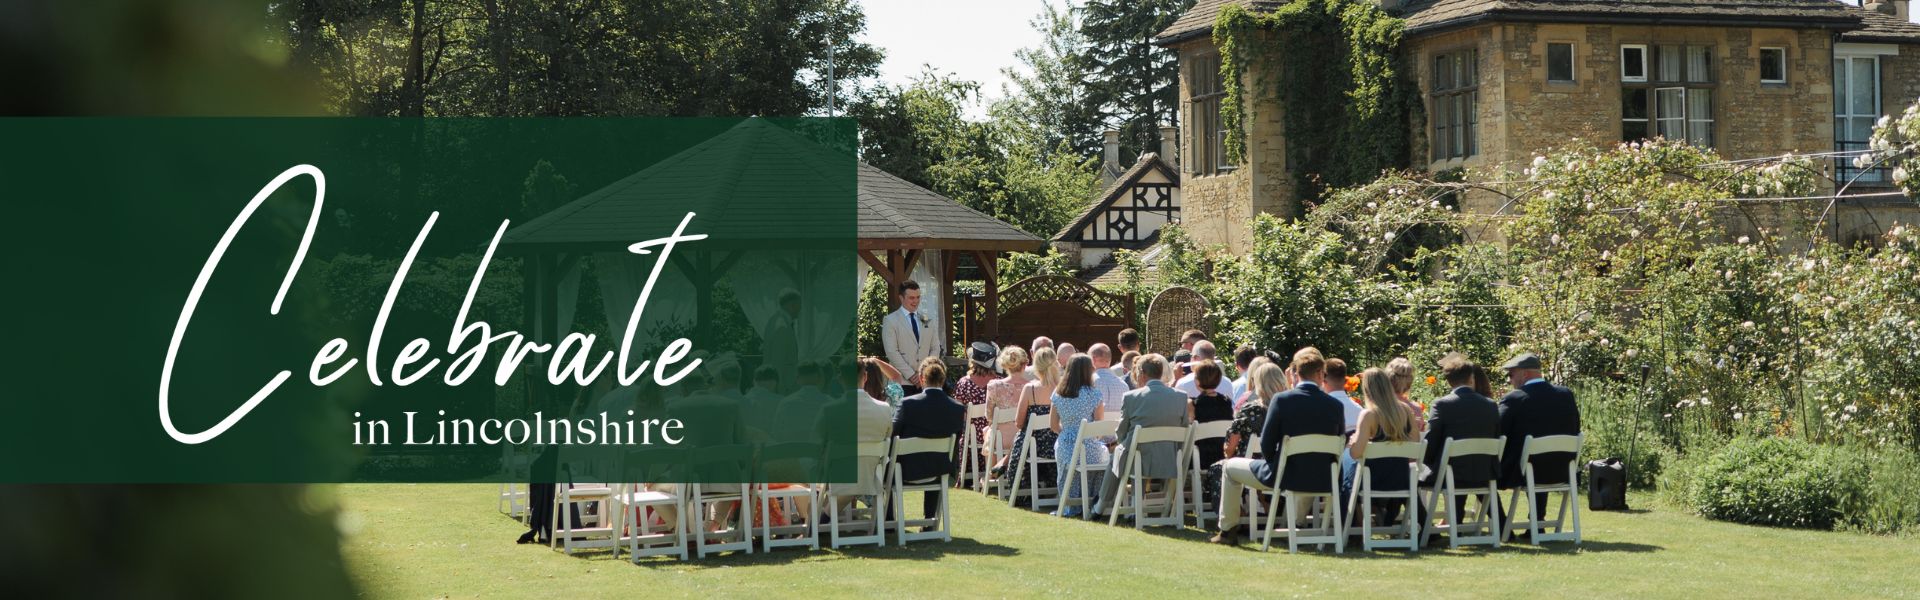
[{"left": 727, "top": 251, "right": 858, "bottom": 386}]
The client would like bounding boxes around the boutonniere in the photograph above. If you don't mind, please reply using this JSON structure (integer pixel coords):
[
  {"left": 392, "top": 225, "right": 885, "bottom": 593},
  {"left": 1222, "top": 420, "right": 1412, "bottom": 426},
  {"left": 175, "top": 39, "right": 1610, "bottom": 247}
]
[{"left": 915, "top": 313, "right": 931, "bottom": 327}]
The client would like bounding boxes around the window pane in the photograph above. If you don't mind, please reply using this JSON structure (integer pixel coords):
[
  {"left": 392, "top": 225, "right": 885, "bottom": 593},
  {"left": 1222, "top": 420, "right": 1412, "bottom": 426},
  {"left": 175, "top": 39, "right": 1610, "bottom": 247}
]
[
  {"left": 1656, "top": 88, "right": 1686, "bottom": 139},
  {"left": 1464, "top": 50, "right": 1477, "bottom": 82},
  {"left": 1852, "top": 58, "right": 1876, "bottom": 116},
  {"left": 1466, "top": 91, "right": 1478, "bottom": 155},
  {"left": 1622, "top": 88, "right": 1649, "bottom": 120},
  {"left": 1853, "top": 116, "right": 1876, "bottom": 144},
  {"left": 1548, "top": 43, "right": 1574, "bottom": 81},
  {"left": 1623, "top": 46, "right": 1646, "bottom": 80},
  {"left": 1659, "top": 45, "right": 1683, "bottom": 81},
  {"left": 1760, "top": 48, "right": 1785, "bottom": 82},
  {"left": 1436, "top": 54, "right": 1452, "bottom": 90},
  {"left": 1624, "top": 120, "right": 1649, "bottom": 141},
  {"left": 1687, "top": 46, "right": 1711, "bottom": 83},
  {"left": 1453, "top": 95, "right": 1466, "bottom": 156},
  {"left": 1688, "top": 89, "right": 1713, "bottom": 146}
]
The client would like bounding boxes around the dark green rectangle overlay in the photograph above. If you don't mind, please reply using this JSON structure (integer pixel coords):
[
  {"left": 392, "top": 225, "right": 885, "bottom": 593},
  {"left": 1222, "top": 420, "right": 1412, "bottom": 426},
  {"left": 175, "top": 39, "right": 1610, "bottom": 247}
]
[{"left": 0, "top": 118, "right": 858, "bottom": 484}]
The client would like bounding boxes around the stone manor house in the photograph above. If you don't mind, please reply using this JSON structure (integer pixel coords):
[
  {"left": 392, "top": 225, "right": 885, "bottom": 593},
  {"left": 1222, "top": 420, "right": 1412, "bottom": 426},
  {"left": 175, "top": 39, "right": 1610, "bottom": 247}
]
[{"left": 1066, "top": 0, "right": 1920, "bottom": 263}]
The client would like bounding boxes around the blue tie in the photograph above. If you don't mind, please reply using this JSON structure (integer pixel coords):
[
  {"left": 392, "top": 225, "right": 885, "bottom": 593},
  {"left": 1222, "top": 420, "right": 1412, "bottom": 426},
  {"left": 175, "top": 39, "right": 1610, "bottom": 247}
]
[{"left": 909, "top": 313, "right": 920, "bottom": 342}]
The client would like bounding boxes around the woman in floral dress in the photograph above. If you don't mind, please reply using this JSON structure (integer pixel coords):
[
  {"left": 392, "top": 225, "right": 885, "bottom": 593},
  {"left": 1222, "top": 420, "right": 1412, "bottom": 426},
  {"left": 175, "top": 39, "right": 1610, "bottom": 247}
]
[
  {"left": 951, "top": 342, "right": 999, "bottom": 476},
  {"left": 1049, "top": 354, "right": 1107, "bottom": 517},
  {"left": 985, "top": 346, "right": 1032, "bottom": 473}
]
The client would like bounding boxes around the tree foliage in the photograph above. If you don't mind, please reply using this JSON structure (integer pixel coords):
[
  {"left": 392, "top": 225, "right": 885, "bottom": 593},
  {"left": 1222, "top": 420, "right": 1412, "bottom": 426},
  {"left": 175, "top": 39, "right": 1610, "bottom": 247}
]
[{"left": 1079, "top": 0, "right": 1192, "bottom": 163}]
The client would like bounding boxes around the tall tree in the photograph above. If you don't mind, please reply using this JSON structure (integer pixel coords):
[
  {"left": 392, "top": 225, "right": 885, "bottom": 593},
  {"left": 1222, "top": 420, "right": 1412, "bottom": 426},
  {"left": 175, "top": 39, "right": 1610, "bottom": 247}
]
[
  {"left": 1078, "top": 0, "right": 1192, "bottom": 163},
  {"left": 999, "top": 0, "right": 1104, "bottom": 160}
]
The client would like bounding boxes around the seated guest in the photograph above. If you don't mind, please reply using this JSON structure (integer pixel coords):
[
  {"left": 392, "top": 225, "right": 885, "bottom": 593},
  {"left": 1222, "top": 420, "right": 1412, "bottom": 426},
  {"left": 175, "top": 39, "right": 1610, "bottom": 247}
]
[
  {"left": 1000, "top": 347, "right": 1061, "bottom": 496},
  {"left": 892, "top": 357, "right": 967, "bottom": 519},
  {"left": 1093, "top": 354, "right": 1188, "bottom": 518},
  {"left": 860, "top": 356, "right": 907, "bottom": 409},
  {"left": 1114, "top": 350, "right": 1141, "bottom": 382},
  {"left": 1323, "top": 358, "right": 1363, "bottom": 433},
  {"left": 1023, "top": 336, "right": 1054, "bottom": 379},
  {"left": 1229, "top": 345, "right": 1258, "bottom": 405},
  {"left": 1048, "top": 355, "right": 1108, "bottom": 517},
  {"left": 744, "top": 365, "right": 785, "bottom": 437},
  {"left": 1175, "top": 341, "right": 1239, "bottom": 402},
  {"left": 1056, "top": 342, "right": 1078, "bottom": 366},
  {"left": 985, "top": 346, "right": 1032, "bottom": 472},
  {"left": 954, "top": 342, "right": 999, "bottom": 470},
  {"left": 1386, "top": 356, "right": 1428, "bottom": 424},
  {"left": 823, "top": 357, "right": 899, "bottom": 514},
  {"left": 1113, "top": 328, "right": 1142, "bottom": 375},
  {"left": 1178, "top": 329, "right": 1206, "bottom": 354},
  {"left": 1188, "top": 361, "right": 1234, "bottom": 508},
  {"left": 773, "top": 360, "right": 834, "bottom": 442},
  {"left": 1205, "top": 361, "right": 1287, "bottom": 530},
  {"left": 1234, "top": 356, "right": 1274, "bottom": 410},
  {"left": 1346, "top": 367, "right": 1420, "bottom": 526},
  {"left": 1496, "top": 352, "right": 1581, "bottom": 520},
  {"left": 1419, "top": 353, "right": 1502, "bottom": 526},
  {"left": 1211, "top": 348, "right": 1345, "bottom": 545},
  {"left": 1088, "top": 343, "right": 1132, "bottom": 414}
]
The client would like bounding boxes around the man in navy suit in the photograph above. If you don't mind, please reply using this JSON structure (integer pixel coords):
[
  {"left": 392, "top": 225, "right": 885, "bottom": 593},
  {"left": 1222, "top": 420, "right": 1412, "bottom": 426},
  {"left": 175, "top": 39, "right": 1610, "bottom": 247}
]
[
  {"left": 1416, "top": 354, "right": 1502, "bottom": 532},
  {"left": 891, "top": 357, "right": 966, "bottom": 519},
  {"left": 1210, "top": 347, "right": 1346, "bottom": 545},
  {"left": 1496, "top": 352, "right": 1582, "bottom": 520}
]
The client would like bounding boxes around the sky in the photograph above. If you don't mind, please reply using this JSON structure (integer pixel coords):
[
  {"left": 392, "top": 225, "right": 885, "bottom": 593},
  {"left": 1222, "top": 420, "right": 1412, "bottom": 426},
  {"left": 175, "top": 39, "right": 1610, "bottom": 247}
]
[{"left": 854, "top": 0, "right": 1051, "bottom": 113}]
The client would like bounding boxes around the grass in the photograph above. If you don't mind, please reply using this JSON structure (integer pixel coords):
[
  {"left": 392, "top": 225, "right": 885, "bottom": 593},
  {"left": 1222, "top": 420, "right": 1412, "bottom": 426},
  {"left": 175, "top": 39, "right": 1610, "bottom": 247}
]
[{"left": 340, "top": 483, "right": 1920, "bottom": 598}]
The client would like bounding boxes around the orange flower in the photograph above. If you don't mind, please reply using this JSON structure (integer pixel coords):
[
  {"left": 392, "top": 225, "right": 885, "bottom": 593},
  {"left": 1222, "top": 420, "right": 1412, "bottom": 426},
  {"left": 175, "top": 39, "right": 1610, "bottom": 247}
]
[
  {"left": 1345, "top": 375, "right": 1361, "bottom": 392},
  {"left": 1425, "top": 375, "right": 1437, "bottom": 385}
]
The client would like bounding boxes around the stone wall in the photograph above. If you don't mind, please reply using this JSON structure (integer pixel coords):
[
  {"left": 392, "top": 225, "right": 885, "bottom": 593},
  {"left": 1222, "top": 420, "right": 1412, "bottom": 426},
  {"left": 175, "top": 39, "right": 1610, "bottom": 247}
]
[{"left": 1173, "top": 35, "right": 1295, "bottom": 254}]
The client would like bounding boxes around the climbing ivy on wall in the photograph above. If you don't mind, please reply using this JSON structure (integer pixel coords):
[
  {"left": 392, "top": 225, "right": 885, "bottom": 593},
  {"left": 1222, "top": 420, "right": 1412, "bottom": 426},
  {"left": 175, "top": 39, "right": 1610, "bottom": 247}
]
[{"left": 1214, "top": 0, "right": 1423, "bottom": 202}]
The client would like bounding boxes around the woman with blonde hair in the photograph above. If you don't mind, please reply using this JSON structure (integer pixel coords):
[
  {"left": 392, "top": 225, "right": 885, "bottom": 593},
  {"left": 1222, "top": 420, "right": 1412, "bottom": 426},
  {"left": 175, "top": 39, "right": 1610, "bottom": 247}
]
[
  {"left": 1385, "top": 356, "right": 1428, "bottom": 427},
  {"left": 985, "top": 346, "right": 1032, "bottom": 473},
  {"left": 998, "top": 347, "right": 1060, "bottom": 495},
  {"left": 1346, "top": 366, "right": 1420, "bottom": 526}
]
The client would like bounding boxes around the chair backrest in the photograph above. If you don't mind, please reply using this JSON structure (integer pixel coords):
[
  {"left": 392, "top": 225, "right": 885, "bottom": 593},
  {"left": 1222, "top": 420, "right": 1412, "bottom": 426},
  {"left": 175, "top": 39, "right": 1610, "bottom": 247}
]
[
  {"left": 1025, "top": 412, "right": 1052, "bottom": 433},
  {"left": 622, "top": 447, "right": 687, "bottom": 483},
  {"left": 966, "top": 403, "right": 988, "bottom": 420},
  {"left": 757, "top": 441, "right": 823, "bottom": 480},
  {"left": 1522, "top": 434, "right": 1583, "bottom": 457},
  {"left": 1244, "top": 434, "right": 1263, "bottom": 457},
  {"left": 1441, "top": 436, "right": 1506, "bottom": 460},
  {"left": 1133, "top": 425, "right": 1188, "bottom": 445},
  {"left": 1279, "top": 434, "right": 1345, "bottom": 459},
  {"left": 1361, "top": 440, "right": 1425, "bottom": 461},
  {"left": 890, "top": 436, "right": 955, "bottom": 460},
  {"left": 1079, "top": 419, "right": 1120, "bottom": 439},
  {"left": 1189, "top": 420, "right": 1232, "bottom": 441},
  {"left": 857, "top": 440, "right": 890, "bottom": 459},
  {"left": 991, "top": 406, "right": 1020, "bottom": 425}
]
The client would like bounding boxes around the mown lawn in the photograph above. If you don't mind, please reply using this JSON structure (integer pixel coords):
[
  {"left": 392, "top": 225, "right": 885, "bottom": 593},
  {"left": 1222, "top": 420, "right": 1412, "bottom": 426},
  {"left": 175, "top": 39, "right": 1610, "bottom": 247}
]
[{"left": 340, "top": 483, "right": 1920, "bottom": 598}]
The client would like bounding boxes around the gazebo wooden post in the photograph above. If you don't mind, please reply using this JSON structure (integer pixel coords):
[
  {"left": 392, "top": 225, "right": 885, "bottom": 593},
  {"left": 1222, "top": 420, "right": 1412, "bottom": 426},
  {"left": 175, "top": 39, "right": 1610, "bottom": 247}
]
[
  {"left": 973, "top": 250, "right": 1001, "bottom": 341},
  {"left": 942, "top": 250, "right": 960, "bottom": 348}
]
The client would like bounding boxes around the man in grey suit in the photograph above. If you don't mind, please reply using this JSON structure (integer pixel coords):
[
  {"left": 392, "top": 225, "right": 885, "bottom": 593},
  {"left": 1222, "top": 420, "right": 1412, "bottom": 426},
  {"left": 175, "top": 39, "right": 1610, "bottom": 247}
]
[{"left": 1093, "top": 354, "right": 1190, "bottom": 517}]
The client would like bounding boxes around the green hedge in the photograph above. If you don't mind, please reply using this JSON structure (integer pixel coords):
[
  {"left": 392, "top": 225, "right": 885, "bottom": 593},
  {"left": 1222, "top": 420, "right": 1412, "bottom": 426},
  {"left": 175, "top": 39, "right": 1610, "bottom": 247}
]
[{"left": 1668, "top": 437, "right": 1920, "bottom": 534}]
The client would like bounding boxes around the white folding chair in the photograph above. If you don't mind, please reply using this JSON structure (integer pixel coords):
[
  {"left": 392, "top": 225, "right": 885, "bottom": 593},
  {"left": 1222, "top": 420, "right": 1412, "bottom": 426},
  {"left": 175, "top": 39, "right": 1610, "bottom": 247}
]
[
  {"left": 1185, "top": 420, "right": 1233, "bottom": 529},
  {"left": 1107, "top": 425, "right": 1188, "bottom": 529},
  {"left": 498, "top": 445, "right": 536, "bottom": 520},
  {"left": 890, "top": 436, "right": 957, "bottom": 544},
  {"left": 959, "top": 403, "right": 988, "bottom": 490},
  {"left": 1062, "top": 419, "right": 1120, "bottom": 519},
  {"left": 1345, "top": 440, "right": 1426, "bottom": 551},
  {"left": 1006, "top": 415, "right": 1059, "bottom": 511},
  {"left": 1504, "top": 434, "right": 1584, "bottom": 545},
  {"left": 1420, "top": 436, "right": 1506, "bottom": 549},
  {"left": 755, "top": 442, "right": 823, "bottom": 552},
  {"left": 982, "top": 406, "right": 1019, "bottom": 496},
  {"left": 617, "top": 447, "right": 689, "bottom": 561},
  {"left": 550, "top": 479, "right": 620, "bottom": 555},
  {"left": 690, "top": 444, "right": 756, "bottom": 558},
  {"left": 1229, "top": 433, "right": 1266, "bottom": 530},
  {"left": 823, "top": 439, "right": 891, "bottom": 549},
  {"left": 1258, "top": 434, "right": 1345, "bottom": 553}
]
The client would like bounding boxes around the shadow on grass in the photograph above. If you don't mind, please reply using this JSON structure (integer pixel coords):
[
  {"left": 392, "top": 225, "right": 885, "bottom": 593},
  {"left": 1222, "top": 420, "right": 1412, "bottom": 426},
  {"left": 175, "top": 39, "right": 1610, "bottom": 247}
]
[
  {"left": 1209, "top": 537, "right": 1664, "bottom": 558},
  {"left": 561, "top": 536, "right": 1021, "bottom": 569}
]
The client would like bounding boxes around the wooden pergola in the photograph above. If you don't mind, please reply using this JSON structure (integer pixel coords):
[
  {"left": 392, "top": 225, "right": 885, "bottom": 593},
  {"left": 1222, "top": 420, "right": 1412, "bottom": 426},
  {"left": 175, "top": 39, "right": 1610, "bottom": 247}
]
[
  {"left": 855, "top": 162, "right": 1045, "bottom": 346},
  {"left": 497, "top": 119, "right": 1042, "bottom": 401}
]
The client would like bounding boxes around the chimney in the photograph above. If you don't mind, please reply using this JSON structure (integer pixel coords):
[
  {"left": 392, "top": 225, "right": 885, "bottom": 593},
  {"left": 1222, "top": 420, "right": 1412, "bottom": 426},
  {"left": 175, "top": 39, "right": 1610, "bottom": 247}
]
[
  {"left": 1868, "top": 0, "right": 1898, "bottom": 16},
  {"left": 1900, "top": 0, "right": 1911, "bottom": 21},
  {"left": 1378, "top": 0, "right": 1405, "bottom": 13},
  {"left": 1102, "top": 129, "right": 1122, "bottom": 185},
  {"left": 1159, "top": 124, "right": 1178, "bottom": 169}
]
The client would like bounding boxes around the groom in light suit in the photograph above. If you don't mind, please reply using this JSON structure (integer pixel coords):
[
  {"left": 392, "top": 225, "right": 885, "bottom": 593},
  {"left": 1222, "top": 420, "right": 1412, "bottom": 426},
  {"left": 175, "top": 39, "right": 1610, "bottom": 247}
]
[{"left": 882, "top": 279, "right": 939, "bottom": 393}]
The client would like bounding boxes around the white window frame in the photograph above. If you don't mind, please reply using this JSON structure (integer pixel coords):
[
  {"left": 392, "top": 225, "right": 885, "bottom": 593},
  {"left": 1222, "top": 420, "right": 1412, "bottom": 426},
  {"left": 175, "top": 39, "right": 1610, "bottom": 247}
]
[
  {"left": 1547, "top": 42, "right": 1576, "bottom": 83},
  {"left": 1835, "top": 53, "right": 1885, "bottom": 183},
  {"left": 1621, "top": 44, "right": 1649, "bottom": 82},
  {"left": 1759, "top": 47, "right": 1787, "bottom": 84}
]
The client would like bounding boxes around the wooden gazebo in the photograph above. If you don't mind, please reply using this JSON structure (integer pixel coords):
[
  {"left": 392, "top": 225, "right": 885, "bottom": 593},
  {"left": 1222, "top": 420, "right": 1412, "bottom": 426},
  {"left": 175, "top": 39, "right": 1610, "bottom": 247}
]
[
  {"left": 499, "top": 118, "right": 1042, "bottom": 389},
  {"left": 856, "top": 162, "right": 1045, "bottom": 348}
]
